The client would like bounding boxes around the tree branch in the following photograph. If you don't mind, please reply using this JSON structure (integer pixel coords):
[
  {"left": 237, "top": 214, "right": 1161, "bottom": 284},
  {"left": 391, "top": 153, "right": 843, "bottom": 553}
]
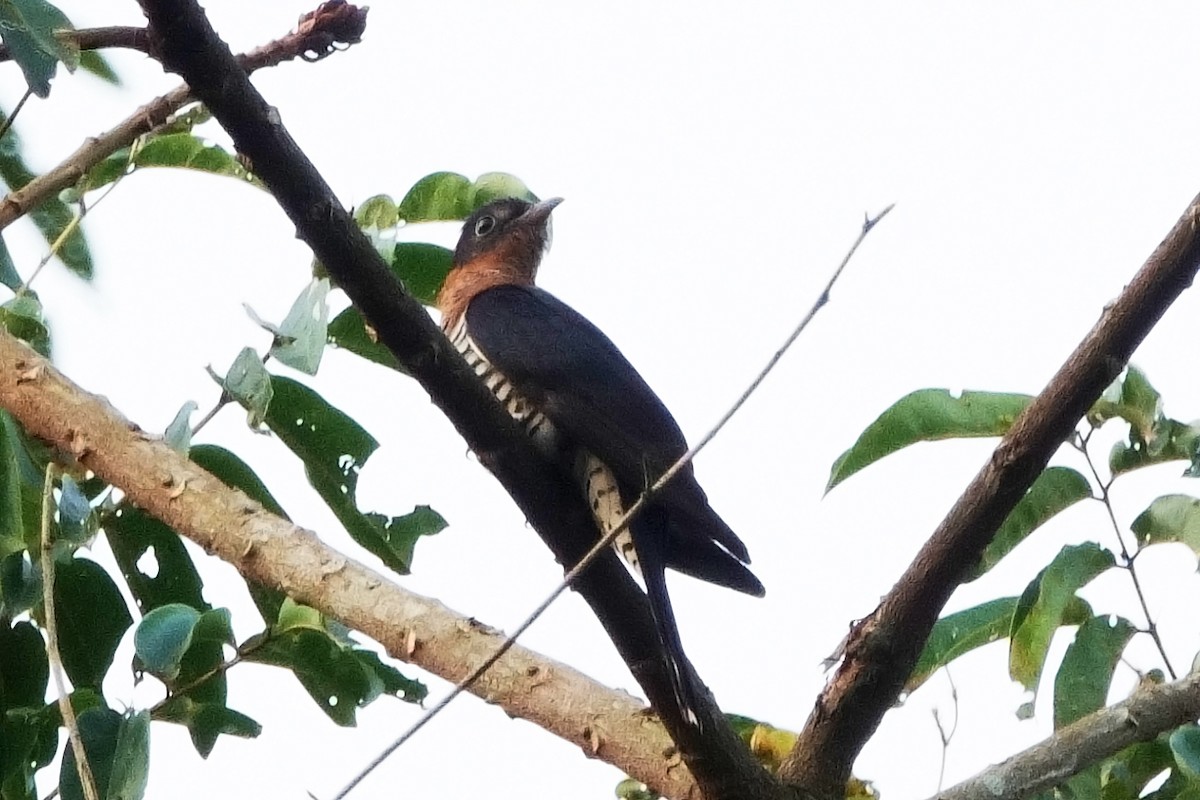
[
  {"left": 931, "top": 670, "right": 1200, "bottom": 800},
  {"left": 0, "top": 1, "right": 366, "bottom": 231},
  {"left": 779, "top": 195, "right": 1200, "bottom": 795},
  {"left": 131, "top": 2, "right": 781, "bottom": 798},
  {"left": 0, "top": 328, "right": 700, "bottom": 800}
]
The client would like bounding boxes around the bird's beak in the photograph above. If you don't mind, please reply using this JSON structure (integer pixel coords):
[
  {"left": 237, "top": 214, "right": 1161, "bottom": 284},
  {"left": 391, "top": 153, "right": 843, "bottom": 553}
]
[{"left": 522, "top": 197, "right": 564, "bottom": 227}]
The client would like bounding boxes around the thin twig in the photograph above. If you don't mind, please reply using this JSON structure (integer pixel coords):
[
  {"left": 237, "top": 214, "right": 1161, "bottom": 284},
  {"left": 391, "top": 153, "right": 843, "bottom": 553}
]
[
  {"left": 40, "top": 464, "right": 100, "bottom": 800},
  {"left": 1079, "top": 430, "right": 1177, "bottom": 679},
  {"left": 0, "top": 88, "right": 34, "bottom": 141},
  {"left": 934, "top": 667, "right": 960, "bottom": 794},
  {"left": 327, "top": 205, "right": 894, "bottom": 800}
]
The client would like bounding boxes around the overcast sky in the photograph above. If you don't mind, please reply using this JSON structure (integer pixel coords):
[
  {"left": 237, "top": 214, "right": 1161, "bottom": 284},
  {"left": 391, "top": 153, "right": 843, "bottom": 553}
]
[{"left": 7, "top": 2, "right": 1200, "bottom": 799}]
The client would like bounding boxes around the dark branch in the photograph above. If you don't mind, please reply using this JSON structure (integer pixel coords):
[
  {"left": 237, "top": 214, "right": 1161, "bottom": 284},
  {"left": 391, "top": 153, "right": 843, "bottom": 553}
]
[
  {"left": 779, "top": 196, "right": 1200, "bottom": 795},
  {"left": 133, "top": 1, "right": 782, "bottom": 798}
]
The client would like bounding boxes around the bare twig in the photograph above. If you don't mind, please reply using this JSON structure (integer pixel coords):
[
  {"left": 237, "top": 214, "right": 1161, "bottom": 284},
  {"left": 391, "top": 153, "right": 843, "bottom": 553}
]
[
  {"left": 0, "top": 88, "right": 34, "bottom": 141},
  {"left": 780, "top": 191, "right": 1200, "bottom": 796},
  {"left": 40, "top": 465, "right": 100, "bottom": 800},
  {"left": 1078, "top": 430, "right": 1177, "bottom": 679},
  {"left": 330, "top": 205, "right": 894, "bottom": 799}
]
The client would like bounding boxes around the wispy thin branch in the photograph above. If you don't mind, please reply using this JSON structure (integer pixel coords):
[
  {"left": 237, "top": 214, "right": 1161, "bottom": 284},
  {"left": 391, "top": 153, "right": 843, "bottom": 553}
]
[{"left": 329, "top": 204, "right": 894, "bottom": 800}]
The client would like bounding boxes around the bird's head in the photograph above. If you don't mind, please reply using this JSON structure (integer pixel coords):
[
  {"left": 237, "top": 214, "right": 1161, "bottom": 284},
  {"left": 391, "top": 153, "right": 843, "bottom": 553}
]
[{"left": 451, "top": 196, "right": 563, "bottom": 282}]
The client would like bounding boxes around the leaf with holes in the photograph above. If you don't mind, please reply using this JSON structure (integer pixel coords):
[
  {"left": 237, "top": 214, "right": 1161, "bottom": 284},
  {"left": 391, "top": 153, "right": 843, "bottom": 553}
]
[
  {"left": 1131, "top": 495, "right": 1200, "bottom": 557},
  {"left": 828, "top": 389, "right": 1032, "bottom": 491},
  {"left": 264, "top": 377, "right": 445, "bottom": 574},
  {"left": 106, "top": 505, "right": 206, "bottom": 611}
]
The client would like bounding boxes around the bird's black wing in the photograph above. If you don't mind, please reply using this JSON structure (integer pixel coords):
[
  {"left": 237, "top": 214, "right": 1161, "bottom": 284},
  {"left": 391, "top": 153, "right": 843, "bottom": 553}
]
[
  {"left": 466, "top": 284, "right": 761, "bottom": 594},
  {"left": 466, "top": 284, "right": 689, "bottom": 484}
]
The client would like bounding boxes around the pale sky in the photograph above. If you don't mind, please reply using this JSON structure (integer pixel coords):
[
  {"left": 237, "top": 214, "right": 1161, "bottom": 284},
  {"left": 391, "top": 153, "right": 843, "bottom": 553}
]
[{"left": 7, "top": 2, "right": 1200, "bottom": 798}]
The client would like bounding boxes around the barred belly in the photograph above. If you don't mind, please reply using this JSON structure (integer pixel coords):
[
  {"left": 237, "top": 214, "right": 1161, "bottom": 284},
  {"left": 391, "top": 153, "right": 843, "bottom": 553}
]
[{"left": 447, "top": 317, "right": 641, "bottom": 573}]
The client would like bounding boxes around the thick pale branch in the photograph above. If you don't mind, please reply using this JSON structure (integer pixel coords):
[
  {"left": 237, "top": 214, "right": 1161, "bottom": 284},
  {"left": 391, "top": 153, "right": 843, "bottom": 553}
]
[
  {"left": 0, "top": 1, "right": 366, "bottom": 231},
  {"left": 932, "top": 671, "right": 1200, "bottom": 800},
  {"left": 0, "top": 328, "right": 698, "bottom": 799},
  {"left": 133, "top": 1, "right": 782, "bottom": 798},
  {"left": 781, "top": 196, "right": 1200, "bottom": 795}
]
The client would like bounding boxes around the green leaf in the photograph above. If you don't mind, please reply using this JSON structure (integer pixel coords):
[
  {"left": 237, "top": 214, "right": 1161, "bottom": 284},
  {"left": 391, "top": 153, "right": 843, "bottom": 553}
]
[
  {"left": 1172, "top": 725, "right": 1200, "bottom": 779},
  {"left": 134, "top": 603, "right": 203, "bottom": 681},
  {"left": 327, "top": 307, "right": 400, "bottom": 371},
  {"left": 78, "top": 50, "right": 118, "bottom": 84},
  {"left": 470, "top": 172, "right": 537, "bottom": 207},
  {"left": 54, "top": 555, "right": 133, "bottom": 689},
  {"left": 107, "top": 710, "right": 150, "bottom": 800},
  {"left": 268, "top": 278, "right": 330, "bottom": 375},
  {"left": 0, "top": 109, "right": 93, "bottom": 278},
  {"left": 105, "top": 505, "right": 206, "bottom": 611},
  {"left": 354, "top": 193, "right": 399, "bottom": 230},
  {"left": 56, "top": 474, "right": 95, "bottom": 543},
  {"left": 827, "top": 389, "right": 1033, "bottom": 491},
  {"left": 1090, "top": 366, "right": 1161, "bottom": 442},
  {"left": 164, "top": 400, "right": 197, "bottom": 454},
  {"left": 0, "top": 233, "right": 21, "bottom": 290},
  {"left": 396, "top": 172, "right": 473, "bottom": 222},
  {"left": 78, "top": 132, "right": 260, "bottom": 196},
  {"left": 0, "top": 0, "right": 75, "bottom": 97},
  {"left": 153, "top": 697, "right": 261, "bottom": 757},
  {"left": 0, "top": 410, "right": 26, "bottom": 561},
  {"left": 214, "top": 347, "right": 272, "bottom": 428},
  {"left": 324, "top": 245, "right": 453, "bottom": 366},
  {"left": 1010, "top": 543, "right": 1115, "bottom": 692},
  {"left": 1, "top": 295, "right": 51, "bottom": 356},
  {"left": 1054, "top": 615, "right": 1136, "bottom": 729},
  {"left": 0, "top": 618, "right": 49, "bottom": 710},
  {"left": 1110, "top": 418, "right": 1200, "bottom": 477},
  {"left": 908, "top": 598, "right": 1017, "bottom": 692},
  {"left": 265, "top": 376, "right": 445, "bottom": 574},
  {"left": 391, "top": 242, "right": 454, "bottom": 306},
  {"left": 971, "top": 466, "right": 1093, "bottom": 579},
  {"left": 352, "top": 649, "right": 427, "bottom": 704},
  {"left": 1, "top": 551, "right": 40, "bottom": 615},
  {"left": 1102, "top": 740, "right": 1176, "bottom": 800},
  {"left": 396, "top": 171, "right": 535, "bottom": 222},
  {"left": 1131, "top": 495, "right": 1200, "bottom": 556},
  {"left": 244, "top": 628, "right": 377, "bottom": 725},
  {"left": 60, "top": 707, "right": 120, "bottom": 800}
]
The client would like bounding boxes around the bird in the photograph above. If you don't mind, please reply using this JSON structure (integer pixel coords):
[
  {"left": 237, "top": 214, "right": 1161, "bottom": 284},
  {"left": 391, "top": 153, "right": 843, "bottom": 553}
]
[{"left": 436, "top": 196, "right": 764, "bottom": 727}]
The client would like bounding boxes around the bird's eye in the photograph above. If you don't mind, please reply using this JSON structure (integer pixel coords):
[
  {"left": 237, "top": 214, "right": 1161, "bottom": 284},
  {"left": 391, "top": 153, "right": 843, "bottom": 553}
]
[{"left": 474, "top": 216, "right": 496, "bottom": 236}]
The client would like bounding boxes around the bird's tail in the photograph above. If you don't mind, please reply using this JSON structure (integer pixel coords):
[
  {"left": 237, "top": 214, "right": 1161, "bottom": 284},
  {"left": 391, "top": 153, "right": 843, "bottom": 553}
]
[{"left": 635, "top": 509, "right": 705, "bottom": 730}]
